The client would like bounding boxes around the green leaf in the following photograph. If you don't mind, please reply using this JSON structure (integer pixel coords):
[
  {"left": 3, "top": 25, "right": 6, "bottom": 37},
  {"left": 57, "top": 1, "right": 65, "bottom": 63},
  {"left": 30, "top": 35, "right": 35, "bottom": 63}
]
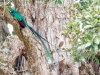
[
  {"left": 94, "top": 57, "right": 99, "bottom": 63},
  {"left": 84, "top": 25, "right": 93, "bottom": 29},
  {"left": 94, "top": 37, "right": 100, "bottom": 45},
  {"left": 79, "top": 56, "right": 85, "bottom": 62},
  {"left": 93, "top": 44, "right": 98, "bottom": 54},
  {"left": 85, "top": 34, "right": 92, "bottom": 40},
  {"left": 78, "top": 60, "right": 82, "bottom": 67},
  {"left": 55, "top": 0, "right": 62, "bottom": 5},
  {"left": 75, "top": 28, "right": 80, "bottom": 34},
  {"left": 98, "top": 20, "right": 100, "bottom": 23},
  {"left": 78, "top": 42, "right": 92, "bottom": 49},
  {"left": 97, "top": 36, "right": 100, "bottom": 40},
  {"left": 65, "top": 49, "right": 72, "bottom": 52},
  {"left": 92, "top": 56, "right": 99, "bottom": 63},
  {"left": 98, "top": 44, "right": 100, "bottom": 49},
  {"left": 45, "top": 0, "right": 49, "bottom": 2},
  {"left": 45, "top": 0, "right": 63, "bottom": 5}
]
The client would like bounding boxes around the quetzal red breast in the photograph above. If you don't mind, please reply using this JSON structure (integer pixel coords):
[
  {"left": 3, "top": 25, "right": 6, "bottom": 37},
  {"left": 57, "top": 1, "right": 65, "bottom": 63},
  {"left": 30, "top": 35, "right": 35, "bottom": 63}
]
[{"left": 17, "top": 21, "right": 25, "bottom": 28}]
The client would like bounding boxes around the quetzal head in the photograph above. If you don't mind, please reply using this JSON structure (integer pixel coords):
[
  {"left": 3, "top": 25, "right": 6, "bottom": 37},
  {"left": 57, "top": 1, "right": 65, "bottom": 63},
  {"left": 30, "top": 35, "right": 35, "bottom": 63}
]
[
  {"left": 8, "top": 7, "right": 17, "bottom": 13},
  {"left": 8, "top": 7, "right": 17, "bottom": 16}
]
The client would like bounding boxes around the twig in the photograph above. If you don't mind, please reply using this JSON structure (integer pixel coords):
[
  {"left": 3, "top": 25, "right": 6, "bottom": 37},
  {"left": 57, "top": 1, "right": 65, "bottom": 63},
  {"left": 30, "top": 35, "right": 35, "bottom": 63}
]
[{"left": 3, "top": 0, "right": 5, "bottom": 16}]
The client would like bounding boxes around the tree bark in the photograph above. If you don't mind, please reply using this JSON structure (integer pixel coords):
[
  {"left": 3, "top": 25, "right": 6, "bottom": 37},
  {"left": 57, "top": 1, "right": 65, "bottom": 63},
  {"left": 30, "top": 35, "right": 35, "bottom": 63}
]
[
  {"left": 9, "top": 0, "right": 78, "bottom": 75},
  {"left": 0, "top": 9, "right": 10, "bottom": 75},
  {"left": 0, "top": 0, "right": 80, "bottom": 75},
  {"left": 0, "top": 16, "right": 10, "bottom": 46}
]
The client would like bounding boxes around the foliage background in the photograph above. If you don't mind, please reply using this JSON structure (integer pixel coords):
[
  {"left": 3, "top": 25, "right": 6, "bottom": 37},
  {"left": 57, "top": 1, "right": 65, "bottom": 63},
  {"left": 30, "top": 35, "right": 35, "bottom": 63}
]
[{"left": 64, "top": 0, "right": 100, "bottom": 66}]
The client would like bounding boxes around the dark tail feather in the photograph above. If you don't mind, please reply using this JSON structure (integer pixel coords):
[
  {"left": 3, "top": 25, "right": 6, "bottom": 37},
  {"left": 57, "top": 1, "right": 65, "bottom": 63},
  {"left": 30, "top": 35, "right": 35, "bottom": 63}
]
[
  {"left": 22, "top": 19, "right": 51, "bottom": 44},
  {"left": 27, "top": 26, "right": 54, "bottom": 66},
  {"left": 28, "top": 26, "right": 50, "bottom": 44},
  {"left": 38, "top": 36, "right": 55, "bottom": 66}
]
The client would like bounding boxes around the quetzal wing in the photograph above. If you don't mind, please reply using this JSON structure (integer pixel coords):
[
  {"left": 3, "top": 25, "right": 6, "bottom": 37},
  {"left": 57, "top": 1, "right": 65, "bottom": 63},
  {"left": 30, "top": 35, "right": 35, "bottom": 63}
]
[{"left": 13, "top": 13, "right": 23, "bottom": 21}]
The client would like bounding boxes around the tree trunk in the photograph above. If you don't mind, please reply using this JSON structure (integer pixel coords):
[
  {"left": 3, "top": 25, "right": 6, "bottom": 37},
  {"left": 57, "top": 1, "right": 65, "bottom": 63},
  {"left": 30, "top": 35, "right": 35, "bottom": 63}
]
[
  {"left": 0, "top": 15, "right": 10, "bottom": 75},
  {"left": 7, "top": 0, "right": 80, "bottom": 75},
  {"left": 0, "top": 0, "right": 79, "bottom": 75},
  {"left": 0, "top": 16, "right": 10, "bottom": 46}
]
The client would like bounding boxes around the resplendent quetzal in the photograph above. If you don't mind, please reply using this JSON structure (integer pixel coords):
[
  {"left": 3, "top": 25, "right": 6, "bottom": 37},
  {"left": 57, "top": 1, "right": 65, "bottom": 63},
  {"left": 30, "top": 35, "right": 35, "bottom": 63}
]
[{"left": 9, "top": 8, "right": 54, "bottom": 66}]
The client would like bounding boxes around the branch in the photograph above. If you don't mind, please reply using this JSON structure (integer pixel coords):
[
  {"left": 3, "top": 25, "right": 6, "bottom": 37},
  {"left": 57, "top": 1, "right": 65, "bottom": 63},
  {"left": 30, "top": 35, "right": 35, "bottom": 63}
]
[{"left": 3, "top": 8, "right": 32, "bottom": 51}]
